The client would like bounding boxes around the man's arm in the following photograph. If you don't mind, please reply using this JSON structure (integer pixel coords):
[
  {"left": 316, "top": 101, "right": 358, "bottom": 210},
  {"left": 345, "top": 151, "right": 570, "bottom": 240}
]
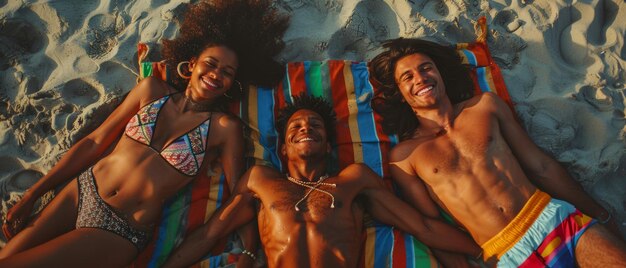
[
  {"left": 351, "top": 164, "right": 482, "bottom": 257},
  {"left": 163, "top": 173, "right": 257, "bottom": 268},
  {"left": 389, "top": 145, "right": 442, "bottom": 218},
  {"left": 218, "top": 116, "right": 258, "bottom": 267},
  {"left": 390, "top": 148, "right": 473, "bottom": 267},
  {"left": 490, "top": 93, "right": 614, "bottom": 225}
]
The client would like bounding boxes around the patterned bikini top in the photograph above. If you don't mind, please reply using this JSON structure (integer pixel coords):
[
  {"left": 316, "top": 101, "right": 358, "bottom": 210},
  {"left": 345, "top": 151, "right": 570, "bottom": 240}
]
[{"left": 124, "top": 94, "right": 211, "bottom": 176}]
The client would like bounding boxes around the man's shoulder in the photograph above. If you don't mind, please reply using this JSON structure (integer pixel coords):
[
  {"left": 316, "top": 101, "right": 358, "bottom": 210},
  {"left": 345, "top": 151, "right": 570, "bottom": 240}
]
[
  {"left": 390, "top": 139, "right": 420, "bottom": 162},
  {"left": 248, "top": 165, "right": 282, "bottom": 182},
  {"left": 463, "top": 92, "right": 500, "bottom": 108},
  {"left": 455, "top": 92, "right": 502, "bottom": 117},
  {"left": 341, "top": 163, "right": 371, "bottom": 173},
  {"left": 338, "top": 163, "right": 382, "bottom": 187},
  {"left": 249, "top": 164, "right": 280, "bottom": 174}
]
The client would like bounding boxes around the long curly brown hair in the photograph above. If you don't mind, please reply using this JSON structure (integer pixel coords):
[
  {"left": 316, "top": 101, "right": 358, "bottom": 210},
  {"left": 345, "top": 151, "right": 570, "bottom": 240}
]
[
  {"left": 162, "top": 0, "right": 290, "bottom": 111},
  {"left": 369, "top": 38, "right": 474, "bottom": 140}
]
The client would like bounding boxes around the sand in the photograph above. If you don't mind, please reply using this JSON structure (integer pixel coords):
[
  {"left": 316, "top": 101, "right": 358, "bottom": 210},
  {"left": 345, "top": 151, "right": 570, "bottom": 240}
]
[{"left": 1, "top": 0, "right": 624, "bottom": 247}]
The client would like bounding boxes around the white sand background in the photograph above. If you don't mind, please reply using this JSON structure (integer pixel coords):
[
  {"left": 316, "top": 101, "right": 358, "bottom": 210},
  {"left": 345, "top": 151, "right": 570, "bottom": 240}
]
[{"left": 1, "top": 0, "right": 624, "bottom": 248}]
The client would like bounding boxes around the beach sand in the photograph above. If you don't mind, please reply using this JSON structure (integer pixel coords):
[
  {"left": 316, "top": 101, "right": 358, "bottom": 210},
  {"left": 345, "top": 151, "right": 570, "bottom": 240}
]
[{"left": 1, "top": 0, "right": 624, "bottom": 247}]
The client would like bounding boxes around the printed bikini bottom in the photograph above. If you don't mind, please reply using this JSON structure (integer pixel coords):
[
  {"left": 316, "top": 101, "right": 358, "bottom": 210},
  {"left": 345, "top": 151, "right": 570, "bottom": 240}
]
[{"left": 76, "top": 167, "right": 151, "bottom": 251}]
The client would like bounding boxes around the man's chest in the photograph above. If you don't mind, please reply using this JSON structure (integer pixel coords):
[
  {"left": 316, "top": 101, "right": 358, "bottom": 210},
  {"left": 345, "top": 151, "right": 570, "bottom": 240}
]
[
  {"left": 259, "top": 179, "right": 347, "bottom": 218},
  {"left": 411, "top": 119, "right": 501, "bottom": 176}
]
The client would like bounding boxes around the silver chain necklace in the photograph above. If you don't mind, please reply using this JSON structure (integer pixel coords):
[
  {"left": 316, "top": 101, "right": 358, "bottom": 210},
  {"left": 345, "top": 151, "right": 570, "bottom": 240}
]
[{"left": 287, "top": 174, "right": 336, "bottom": 211}]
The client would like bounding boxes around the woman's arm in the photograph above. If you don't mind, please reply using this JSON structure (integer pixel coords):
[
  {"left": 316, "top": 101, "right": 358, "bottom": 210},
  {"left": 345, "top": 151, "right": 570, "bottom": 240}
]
[
  {"left": 163, "top": 173, "right": 257, "bottom": 268},
  {"left": 214, "top": 115, "right": 259, "bottom": 267},
  {"left": 3, "top": 78, "right": 165, "bottom": 236}
]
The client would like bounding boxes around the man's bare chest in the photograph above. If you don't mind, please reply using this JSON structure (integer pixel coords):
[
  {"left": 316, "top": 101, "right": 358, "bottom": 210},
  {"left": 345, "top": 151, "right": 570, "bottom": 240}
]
[
  {"left": 260, "top": 179, "right": 350, "bottom": 221},
  {"left": 411, "top": 128, "right": 497, "bottom": 175}
]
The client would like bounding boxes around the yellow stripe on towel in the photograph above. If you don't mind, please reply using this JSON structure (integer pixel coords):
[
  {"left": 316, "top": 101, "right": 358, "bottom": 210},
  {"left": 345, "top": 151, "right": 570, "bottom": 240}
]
[
  {"left": 343, "top": 62, "right": 363, "bottom": 163},
  {"left": 364, "top": 227, "right": 376, "bottom": 268}
]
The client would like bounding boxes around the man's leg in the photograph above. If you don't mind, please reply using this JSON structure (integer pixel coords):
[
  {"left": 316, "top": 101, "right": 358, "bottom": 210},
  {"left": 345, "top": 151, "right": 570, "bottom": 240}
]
[{"left": 575, "top": 224, "right": 626, "bottom": 267}]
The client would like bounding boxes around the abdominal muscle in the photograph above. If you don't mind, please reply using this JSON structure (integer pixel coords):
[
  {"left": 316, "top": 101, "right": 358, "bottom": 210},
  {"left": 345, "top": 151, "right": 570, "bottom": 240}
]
[
  {"left": 427, "top": 162, "right": 537, "bottom": 245},
  {"left": 88, "top": 136, "right": 196, "bottom": 228},
  {"left": 259, "top": 205, "right": 363, "bottom": 268}
]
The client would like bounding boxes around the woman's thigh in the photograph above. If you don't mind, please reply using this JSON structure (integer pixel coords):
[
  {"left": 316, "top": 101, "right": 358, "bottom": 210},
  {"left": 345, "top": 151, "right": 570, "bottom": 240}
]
[
  {"left": 0, "top": 228, "right": 138, "bottom": 267},
  {"left": 0, "top": 178, "right": 80, "bottom": 257}
]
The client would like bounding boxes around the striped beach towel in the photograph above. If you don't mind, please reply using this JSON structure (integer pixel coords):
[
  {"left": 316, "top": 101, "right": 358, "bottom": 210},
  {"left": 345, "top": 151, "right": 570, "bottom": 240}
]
[
  {"left": 132, "top": 17, "right": 511, "bottom": 268},
  {"left": 457, "top": 17, "right": 514, "bottom": 110}
]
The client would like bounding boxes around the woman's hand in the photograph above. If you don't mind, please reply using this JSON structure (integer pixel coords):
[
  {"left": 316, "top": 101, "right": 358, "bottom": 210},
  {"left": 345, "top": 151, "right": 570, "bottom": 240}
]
[
  {"left": 236, "top": 250, "right": 257, "bottom": 268},
  {"left": 2, "top": 193, "right": 36, "bottom": 240}
]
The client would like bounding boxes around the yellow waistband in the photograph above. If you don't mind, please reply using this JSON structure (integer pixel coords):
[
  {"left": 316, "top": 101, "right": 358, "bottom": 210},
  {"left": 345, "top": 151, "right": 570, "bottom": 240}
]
[{"left": 481, "top": 190, "right": 551, "bottom": 259}]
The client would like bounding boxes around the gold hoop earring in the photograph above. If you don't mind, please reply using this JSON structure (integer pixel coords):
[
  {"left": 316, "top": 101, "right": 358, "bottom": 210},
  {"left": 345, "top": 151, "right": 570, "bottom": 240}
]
[
  {"left": 177, "top": 61, "right": 191, "bottom": 79},
  {"left": 223, "top": 80, "right": 243, "bottom": 99}
]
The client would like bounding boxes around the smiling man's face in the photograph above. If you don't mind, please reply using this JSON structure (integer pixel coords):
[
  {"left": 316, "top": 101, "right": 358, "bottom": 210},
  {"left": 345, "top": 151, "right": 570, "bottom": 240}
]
[
  {"left": 281, "top": 109, "right": 330, "bottom": 160},
  {"left": 394, "top": 53, "right": 447, "bottom": 109}
]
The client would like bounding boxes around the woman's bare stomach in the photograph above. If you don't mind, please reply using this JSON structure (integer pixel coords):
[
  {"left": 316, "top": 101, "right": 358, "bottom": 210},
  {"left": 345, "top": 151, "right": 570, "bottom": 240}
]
[{"left": 88, "top": 139, "right": 194, "bottom": 227}]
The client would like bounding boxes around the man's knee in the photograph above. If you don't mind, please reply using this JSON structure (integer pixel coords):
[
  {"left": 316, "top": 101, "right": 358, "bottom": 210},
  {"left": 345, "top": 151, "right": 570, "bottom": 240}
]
[{"left": 575, "top": 224, "right": 626, "bottom": 267}]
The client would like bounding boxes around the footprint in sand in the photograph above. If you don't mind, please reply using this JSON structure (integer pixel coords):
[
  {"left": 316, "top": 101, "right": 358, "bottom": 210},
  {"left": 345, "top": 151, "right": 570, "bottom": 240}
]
[
  {"left": 0, "top": 18, "right": 44, "bottom": 53},
  {"left": 558, "top": 0, "right": 619, "bottom": 66},
  {"left": 8, "top": 170, "right": 42, "bottom": 191},
  {"left": 327, "top": 0, "right": 398, "bottom": 60},
  {"left": 575, "top": 85, "right": 613, "bottom": 112},
  {"left": 419, "top": 0, "right": 462, "bottom": 20},
  {"left": 0, "top": 166, "right": 42, "bottom": 195},
  {"left": 94, "top": 61, "right": 136, "bottom": 93},
  {"left": 484, "top": 11, "right": 527, "bottom": 69},
  {"left": 0, "top": 157, "right": 23, "bottom": 181},
  {"left": 521, "top": 101, "right": 577, "bottom": 154},
  {"left": 527, "top": 0, "right": 554, "bottom": 31},
  {"left": 47, "top": 1, "right": 99, "bottom": 41},
  {"left": 0, "top": 7, "right": 57, "bottom": 102},
  {"left": 60, "top": 78, "right": 101, "bottom": 107},
  {"left": 493, "top": 10, "right": 524, "bottom": 33},
  {"left": 51, "top": 103, "right": 77, "bottom": 132},
  {"left": 0, "top": 18, "right": 45, "bottom": 70},
  {"left": 86, "top": 13, "right": 128, "bottom": 59}
]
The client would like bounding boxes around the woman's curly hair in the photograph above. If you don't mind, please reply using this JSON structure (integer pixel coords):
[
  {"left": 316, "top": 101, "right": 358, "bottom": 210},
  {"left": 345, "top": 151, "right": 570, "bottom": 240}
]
[
  {"left": 369, "top": 38, "right": 474, "bottom": 140},
  {"left": 162, "top": 0, "right": 290, "bottom": 111}
]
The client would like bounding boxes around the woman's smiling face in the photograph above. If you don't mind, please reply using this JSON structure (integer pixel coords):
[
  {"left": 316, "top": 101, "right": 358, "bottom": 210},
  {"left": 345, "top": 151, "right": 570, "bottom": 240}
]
[{"left": 188, "top": 45, "right": 239, "bottom": 100}]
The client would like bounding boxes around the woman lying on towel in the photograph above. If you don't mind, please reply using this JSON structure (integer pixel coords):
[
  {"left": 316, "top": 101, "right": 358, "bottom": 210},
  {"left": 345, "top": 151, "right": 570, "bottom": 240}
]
[{"left": 0, "top": 0, "right": 288, "bottom": 266}]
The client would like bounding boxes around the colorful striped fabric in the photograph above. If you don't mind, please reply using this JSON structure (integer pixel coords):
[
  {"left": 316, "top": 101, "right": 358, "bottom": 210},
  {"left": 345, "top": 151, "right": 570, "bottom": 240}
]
[
  {"left": 244, "top": 61, "right": 393, "bottom": 178},
  {"left": 456, "top": 17, "right": 514, "bottom": 110},
  {"left": 242, "top": 60, "right": 440, "bottom": 268},
  {"left": 132, "top": 16, "right": 512, "bottom": 267},
  {"left": 137, "top": 43, "right": 169, "bottom": 82},
  {"left": 131, "top": 162, "right": 232, "bottom": 268},
  {"left": 491, "top": 196, "right": 595, "bottom": 267}
]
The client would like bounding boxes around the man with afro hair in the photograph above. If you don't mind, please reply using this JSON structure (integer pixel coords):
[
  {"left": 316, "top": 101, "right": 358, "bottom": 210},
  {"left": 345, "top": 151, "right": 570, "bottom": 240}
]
[{"left": 164, "top": 94, "right": 482, "bottom": 268}]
